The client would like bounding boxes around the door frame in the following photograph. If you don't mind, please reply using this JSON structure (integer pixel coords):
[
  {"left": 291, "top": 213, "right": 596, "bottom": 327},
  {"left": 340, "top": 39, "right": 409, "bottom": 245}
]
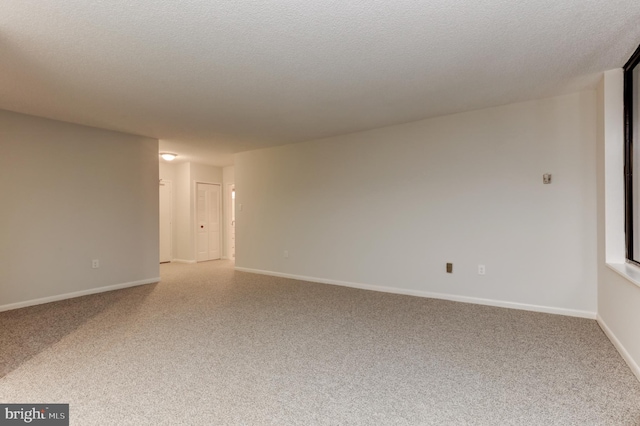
[{"left": 193, "top": 181, "right": 222, "bottom": 262}]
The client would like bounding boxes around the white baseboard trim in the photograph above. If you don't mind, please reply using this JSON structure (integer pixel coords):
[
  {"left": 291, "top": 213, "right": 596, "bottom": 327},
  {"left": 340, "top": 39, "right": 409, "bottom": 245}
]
[
  {"left": 171, "top": 259, "right": 196, "bottom": 264},
  {"left": 597, "top": 315, "right": 640, "bottom": 382},
  {"left": 234, "top": 267, "right": 596, "bottom": 319},
  {"left": 0, "top": 277, "right": 160, "bottom": 313}
]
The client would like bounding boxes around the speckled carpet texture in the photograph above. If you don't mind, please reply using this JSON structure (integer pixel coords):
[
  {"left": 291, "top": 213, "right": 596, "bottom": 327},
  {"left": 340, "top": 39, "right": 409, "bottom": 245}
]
[{"left": 1, "top": 260, "right": 639, "bottom": 425}]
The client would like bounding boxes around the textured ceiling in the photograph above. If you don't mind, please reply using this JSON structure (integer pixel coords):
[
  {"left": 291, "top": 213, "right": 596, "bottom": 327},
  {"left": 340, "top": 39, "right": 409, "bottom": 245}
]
[{"left": 2, "top": 1, "right": 640, "bottom": 166}]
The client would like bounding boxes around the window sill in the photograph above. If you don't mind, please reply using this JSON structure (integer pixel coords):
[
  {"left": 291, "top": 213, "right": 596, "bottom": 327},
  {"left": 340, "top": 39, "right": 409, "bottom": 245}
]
[{"left": 606, "top": 262, "right": 640, "bottom": 289}]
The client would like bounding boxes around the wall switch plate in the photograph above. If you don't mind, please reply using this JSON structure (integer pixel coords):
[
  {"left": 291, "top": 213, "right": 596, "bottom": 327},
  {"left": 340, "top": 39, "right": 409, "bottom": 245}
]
[
  {"left": 478, "top": 264, "right": 486, "bottom": 275},
  {"left": 543, "top": 173, "right": 552, "bottom": 184},
  {"left": 284, "top": 250, "right": 289, "bottom": 259},
  {"left": 446, "top": 263, "right": 453, "bottom": 273},
  {"left": 92, "top": 259, "right": 100, "bottom": 269}
]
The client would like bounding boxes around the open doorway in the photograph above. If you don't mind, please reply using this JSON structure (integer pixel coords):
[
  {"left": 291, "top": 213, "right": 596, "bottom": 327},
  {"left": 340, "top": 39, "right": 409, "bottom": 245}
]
[{"left": 159, "top": 160, "right": 230, "bottom": 264}]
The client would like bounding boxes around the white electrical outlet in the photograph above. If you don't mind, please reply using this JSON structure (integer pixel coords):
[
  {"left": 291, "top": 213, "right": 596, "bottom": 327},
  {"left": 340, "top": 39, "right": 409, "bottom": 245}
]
[
  {"left": 478, "top": 264, "right": 485, "bottom": 275},
  {"left": 284, "top": 250, "right": 289, "bottom": 259},
  {"left": 92, "top": 259, "right": 100, "bottom": 269}
]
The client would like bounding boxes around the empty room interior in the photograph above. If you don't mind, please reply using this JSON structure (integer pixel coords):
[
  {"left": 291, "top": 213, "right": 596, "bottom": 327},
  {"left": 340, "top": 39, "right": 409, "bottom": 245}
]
[{"left": 2, "top": 1, "right": 640, "bottom": 425}]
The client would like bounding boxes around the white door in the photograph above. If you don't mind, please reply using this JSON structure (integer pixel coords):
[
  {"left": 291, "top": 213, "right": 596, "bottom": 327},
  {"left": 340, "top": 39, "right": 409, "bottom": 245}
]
[
  {"left": 159, "top": 180, "right": 173, "bottom": 263},
  {"left": 196, "top": 183, "right": 221, "bottom": 262}
]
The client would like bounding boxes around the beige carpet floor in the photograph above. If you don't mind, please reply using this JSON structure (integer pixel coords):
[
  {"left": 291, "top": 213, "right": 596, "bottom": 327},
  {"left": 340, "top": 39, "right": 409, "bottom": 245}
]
[{"left": 1, "top": 260, "right": 639, "bottom": 425}]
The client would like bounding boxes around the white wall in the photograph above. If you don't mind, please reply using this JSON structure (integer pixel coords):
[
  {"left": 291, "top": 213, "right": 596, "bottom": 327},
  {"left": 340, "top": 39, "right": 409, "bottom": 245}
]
[
  {"left": 159, "top": 162, "right": 176, "bottom": 182},
  {"left": 596, "top": 70, "right": 640, "bottom": 381},
  {"left": 0, "top": 109, "right": 159, "bottom": 310},
  {"left": 174, "top": 162, "right": 192, "bottom": 261},
  {"left": 159, "top": 162, "right": 177, "bottom": 260},
  {"left": 191, "top": 162, "right": 222, "bottom": 185},
  {"left": 236, "top": 91, "right": 598, "bottom": 317},
  {"left": 223, "top": 166, "right": 235, "bottom": 184}
]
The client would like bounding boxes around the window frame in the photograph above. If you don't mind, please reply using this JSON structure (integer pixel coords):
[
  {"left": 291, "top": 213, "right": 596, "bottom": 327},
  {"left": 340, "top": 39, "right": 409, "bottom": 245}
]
[{"left": 624, "top": 43, "right": 640, "bottom": 265}]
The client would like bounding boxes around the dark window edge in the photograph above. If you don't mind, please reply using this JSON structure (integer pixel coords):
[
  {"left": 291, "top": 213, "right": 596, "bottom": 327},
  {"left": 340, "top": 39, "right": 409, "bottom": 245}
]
[
  {"left": 624, "top": 43, "right": 640, "bottom": 262},
  {"left": 624, "top": 44, "right": 640, "bottom": 71}
]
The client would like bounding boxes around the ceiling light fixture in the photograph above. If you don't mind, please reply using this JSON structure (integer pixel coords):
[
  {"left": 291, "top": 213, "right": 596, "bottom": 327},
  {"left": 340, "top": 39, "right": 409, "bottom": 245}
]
[{"left": 160, "top": 152, "right": 178, "bottom": 161}]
